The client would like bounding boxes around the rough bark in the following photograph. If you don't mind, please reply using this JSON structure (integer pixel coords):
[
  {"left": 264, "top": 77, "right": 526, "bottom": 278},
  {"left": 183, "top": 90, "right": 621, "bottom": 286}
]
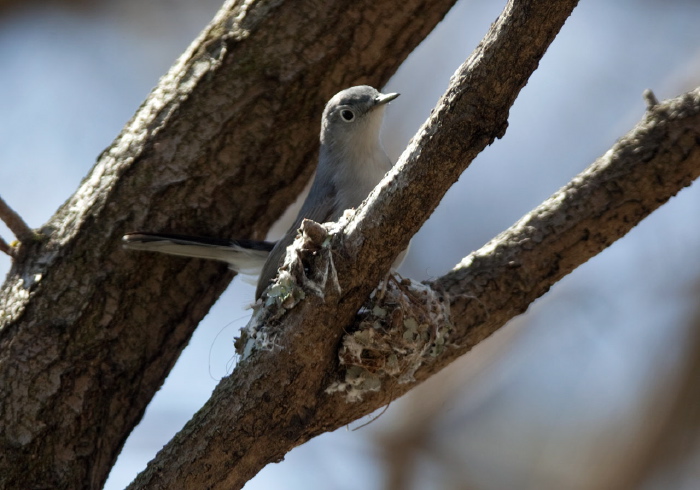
[
  {"left": 127, "top": 1, "right": 587, "bottom": 488},
  {"left": 131, "top": 84, "right": 700, "bottom": 488},
  {"left": 0, "top": 0, "right": 457, "bottom": 488}
]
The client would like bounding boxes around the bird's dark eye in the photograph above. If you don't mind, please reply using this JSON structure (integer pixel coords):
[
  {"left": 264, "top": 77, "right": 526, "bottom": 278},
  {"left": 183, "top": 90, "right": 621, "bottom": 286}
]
[{"left": 340, "top": 109, "right": 355, "bottom": 122}]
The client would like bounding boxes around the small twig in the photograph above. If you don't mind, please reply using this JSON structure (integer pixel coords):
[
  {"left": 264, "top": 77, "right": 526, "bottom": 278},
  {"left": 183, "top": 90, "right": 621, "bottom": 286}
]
[
  {"left": 643, "top": 89, "right": 659, "bottom": 110},
  {"left": 351, "top": 400, "right": 392, "bottom": 431},
  {"left": 0, "top": 235, "right": 15, "bottom": 257},
  {"left": 0, "top": 194, "right": 34, "bottom": 242}
]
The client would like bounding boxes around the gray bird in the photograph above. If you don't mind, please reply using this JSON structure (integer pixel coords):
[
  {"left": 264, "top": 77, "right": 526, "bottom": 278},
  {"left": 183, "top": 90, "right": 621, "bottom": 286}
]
[{"left": 123, "top": 85, "right": 399, "bottom": 299}]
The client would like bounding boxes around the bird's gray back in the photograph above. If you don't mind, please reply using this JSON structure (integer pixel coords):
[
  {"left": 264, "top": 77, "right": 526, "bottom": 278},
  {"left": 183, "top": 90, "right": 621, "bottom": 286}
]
[{"left": 255, "top": 86, "right": 394, "bottom": 299}]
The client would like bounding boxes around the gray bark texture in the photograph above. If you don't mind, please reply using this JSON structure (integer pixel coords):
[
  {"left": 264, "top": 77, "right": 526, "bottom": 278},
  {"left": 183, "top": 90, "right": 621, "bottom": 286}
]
[
  {"left": 123, "top": 0, "right": 700, "bottom": 486},
  {"left": 3, "top": 0, "right": 700, "bottom": 489},
  {"left": 0, "top": 0, "right": 457, "bottom": 488}
]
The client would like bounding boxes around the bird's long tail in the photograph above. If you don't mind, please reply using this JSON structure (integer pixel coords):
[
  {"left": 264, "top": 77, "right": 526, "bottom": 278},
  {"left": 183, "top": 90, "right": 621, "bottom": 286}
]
[{"left": 122, "top": 232, "right": 274, "bottom": 275}]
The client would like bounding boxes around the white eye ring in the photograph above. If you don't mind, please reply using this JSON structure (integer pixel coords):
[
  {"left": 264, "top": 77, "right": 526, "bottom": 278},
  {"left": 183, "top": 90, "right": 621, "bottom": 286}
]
[{"left": 340, "top": 109, "right": 355, "bottom": 122}]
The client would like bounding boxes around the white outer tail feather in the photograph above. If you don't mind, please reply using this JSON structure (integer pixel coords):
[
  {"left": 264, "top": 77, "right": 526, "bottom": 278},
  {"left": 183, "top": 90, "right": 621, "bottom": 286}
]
[{"left": 122, "top": 234, "right": 270, "bottom": 275}]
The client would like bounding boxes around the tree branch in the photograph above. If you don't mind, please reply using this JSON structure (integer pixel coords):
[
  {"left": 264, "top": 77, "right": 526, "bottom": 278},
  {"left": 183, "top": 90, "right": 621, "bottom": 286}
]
[
  {"left": 0, "top": 194, "right": 34, "bottom": 243},
  {"left": 430, "top": 86, "right": 700, "bottom": 366},
  {"left": 0, "top": 236, "right": 14, "bottom": 258},
  {"left": 132, "top": 83, "right": 700, "bottom": 488},
  {"left": 0, "top": 0, "right": 458, "bottom": 488},
  {"left": 127, "top": 1, "right": 585, "bottom": 488}
]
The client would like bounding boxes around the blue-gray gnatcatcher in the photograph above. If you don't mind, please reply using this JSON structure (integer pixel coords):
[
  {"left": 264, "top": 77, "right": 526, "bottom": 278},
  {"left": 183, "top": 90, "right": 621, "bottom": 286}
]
[{"left": 123, "top": 86, "right": 399, "bottom": 299}]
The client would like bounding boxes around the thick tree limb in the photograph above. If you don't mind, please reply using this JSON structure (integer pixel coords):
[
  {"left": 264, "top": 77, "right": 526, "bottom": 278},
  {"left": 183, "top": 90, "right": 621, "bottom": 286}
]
[
  {"left": 127, "top": 1, "right": 584, "bottom": 488},
  {"left": 0, "top": 0, "right": 458, "bottom": 488},
  {"left": 431, "top": 86, "right": 700, "bottom": 365},
  {"left": 132, "top": 83, "right": 700, "bottom": 488}
]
